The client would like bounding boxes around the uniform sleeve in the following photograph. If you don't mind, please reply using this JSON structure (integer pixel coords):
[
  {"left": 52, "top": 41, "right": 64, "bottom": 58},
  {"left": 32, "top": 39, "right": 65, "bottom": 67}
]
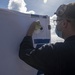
[{"left": 19, "top": 36, "right": 57, "bottom": 71}]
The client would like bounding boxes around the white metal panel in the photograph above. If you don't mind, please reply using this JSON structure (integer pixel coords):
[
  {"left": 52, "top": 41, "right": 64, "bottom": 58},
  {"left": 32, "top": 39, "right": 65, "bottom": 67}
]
[{"left": 0, "top": 8, "right": 50, "bottom": 75}]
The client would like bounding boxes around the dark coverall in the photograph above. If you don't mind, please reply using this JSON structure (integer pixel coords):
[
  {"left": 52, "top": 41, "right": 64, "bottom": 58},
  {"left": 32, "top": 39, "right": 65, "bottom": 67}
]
[{"left": 19, "top": 35, "right": 75, "bottom": 75}]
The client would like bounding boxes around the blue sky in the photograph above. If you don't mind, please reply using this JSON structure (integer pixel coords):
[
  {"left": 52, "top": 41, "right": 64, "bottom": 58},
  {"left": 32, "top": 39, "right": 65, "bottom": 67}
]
[
  {"left": 0, "top": 0, "right": 75, "bottom": 43},
  {"left": 0, "top": 0, "right": 75, "bottom": 16}
]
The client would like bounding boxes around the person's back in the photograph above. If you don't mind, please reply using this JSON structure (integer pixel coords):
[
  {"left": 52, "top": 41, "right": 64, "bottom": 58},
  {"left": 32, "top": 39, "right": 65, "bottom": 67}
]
[{"left": 52, "top": 38, "right": 75, "bottom": 75}]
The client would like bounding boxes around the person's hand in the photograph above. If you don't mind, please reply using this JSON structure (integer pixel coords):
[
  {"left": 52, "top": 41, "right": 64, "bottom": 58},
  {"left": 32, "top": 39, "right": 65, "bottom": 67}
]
[{"left": 26, "top": 21, "right": 41, "bottom": 36}]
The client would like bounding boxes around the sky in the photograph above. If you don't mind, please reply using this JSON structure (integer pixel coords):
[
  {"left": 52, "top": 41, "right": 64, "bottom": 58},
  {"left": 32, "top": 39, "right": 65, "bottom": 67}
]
[{"left": 0, "top": 0, "right": 75, "bottom": 43}]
